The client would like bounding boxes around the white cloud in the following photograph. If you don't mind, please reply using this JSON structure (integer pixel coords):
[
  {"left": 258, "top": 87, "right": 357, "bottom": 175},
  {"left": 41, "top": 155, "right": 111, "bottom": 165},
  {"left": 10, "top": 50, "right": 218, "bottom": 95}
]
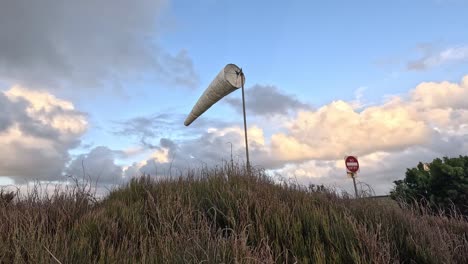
[
  {"left": 5, "top": 86, "right": 87, "bottom": 138},
  {"left": 5, "top": 74, "right": 464, "bottom": 195},
  {"left": 271, "top": 99, "right": 431, "bottom": 161},
  {"left": 271, "top": 75, "right": 468, "bottom": 162},
  {"left": 407, "top": 45, "right": 468, "bottom": 70},
  {"left": 118, "top": 74, "right": 468, "bottom": 194},
  {"left": 411, "top": 75, "right": 468, "bottom": 109},
  {"left": 268, "top": 75, "right": 468, "bottom": 193},
  {"left": 123, "top": 125, "right": 280, "bottom": 179},
  {"left": 0, "top": 86, "right": 87, "bottom": 183}
]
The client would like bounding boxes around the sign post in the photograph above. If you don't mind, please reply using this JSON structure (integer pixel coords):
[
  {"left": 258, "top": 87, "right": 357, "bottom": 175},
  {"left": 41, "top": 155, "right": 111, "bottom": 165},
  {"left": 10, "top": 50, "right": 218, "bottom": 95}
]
[{"left": 345, "top": 156, "right": 360, "bottom": 198}]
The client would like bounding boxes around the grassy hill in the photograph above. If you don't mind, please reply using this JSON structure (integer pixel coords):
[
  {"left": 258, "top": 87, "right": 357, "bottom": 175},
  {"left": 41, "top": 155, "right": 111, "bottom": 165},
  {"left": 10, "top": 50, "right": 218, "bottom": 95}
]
[{"left": 1, "top": 165, "right": 467, "bottom": 263}]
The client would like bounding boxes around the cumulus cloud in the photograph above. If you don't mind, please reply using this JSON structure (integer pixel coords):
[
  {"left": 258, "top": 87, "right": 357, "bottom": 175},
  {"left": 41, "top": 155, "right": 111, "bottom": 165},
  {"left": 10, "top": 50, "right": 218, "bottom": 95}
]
[
  {"left": 0, "top": 86, "right": 87, "bottom": 183},
  {"left": 407, "top": 45, "right": 468, "bottom": 71},
  {"left": 411, "top": 75, "right": 468, "bottom": 109},
  {"left": 0, "top": 0, "right": 199, "bottom": 90},
  {"left": 225, "top": 85, "right": 310, "bottom": 117},
  {"left": 123, "top": 125, "right": 282, "bottom": 178},
  {"left": 66, "top": 146, "right": 123, "bottom": 185},
  {"left": 118, "top": 74, "right": 468, "bottom": 194},
  {"left": 271, "top": 75, "right": 468, "bottom": 162},
  {"left": 124, "top": 124, "right": 467, "bottom": 195},
  {"left": 265, "top": 74, "right": 468, "bottom": 194},
  {"left": 271, "top": 100, "right": 431, "bottom": 161}
]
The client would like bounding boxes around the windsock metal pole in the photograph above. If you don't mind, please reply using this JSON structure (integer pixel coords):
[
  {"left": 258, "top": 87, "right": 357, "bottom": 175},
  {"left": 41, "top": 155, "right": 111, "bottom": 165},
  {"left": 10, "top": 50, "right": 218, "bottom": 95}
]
[{"left": 239, "top": 69, "right": 250, "bottom": 171}]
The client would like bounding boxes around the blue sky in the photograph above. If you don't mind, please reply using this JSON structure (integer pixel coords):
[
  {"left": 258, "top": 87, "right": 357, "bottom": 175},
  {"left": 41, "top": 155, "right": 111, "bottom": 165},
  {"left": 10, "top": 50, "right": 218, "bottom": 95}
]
[
  {"left": 163, "top": 0, "right": 468, "bottom": 99},
  {"left": 1, "top": 0, "right": 468, "bottom": 194},
  {"left": 78, "top": 0, "right": 468, "bottom": 157}
]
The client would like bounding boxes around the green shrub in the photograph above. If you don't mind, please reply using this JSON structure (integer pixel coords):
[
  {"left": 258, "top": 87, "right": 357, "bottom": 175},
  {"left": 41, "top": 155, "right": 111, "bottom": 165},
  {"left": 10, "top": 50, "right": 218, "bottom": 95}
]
[{"left": 391, "top": 156, "right": 468, "bottom": 216}]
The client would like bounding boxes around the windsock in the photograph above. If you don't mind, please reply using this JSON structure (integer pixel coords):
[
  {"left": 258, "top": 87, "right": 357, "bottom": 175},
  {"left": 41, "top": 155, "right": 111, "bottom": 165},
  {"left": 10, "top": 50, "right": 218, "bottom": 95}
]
[{"left": 184, "top": 64, "right": 245, "bottom": 126}]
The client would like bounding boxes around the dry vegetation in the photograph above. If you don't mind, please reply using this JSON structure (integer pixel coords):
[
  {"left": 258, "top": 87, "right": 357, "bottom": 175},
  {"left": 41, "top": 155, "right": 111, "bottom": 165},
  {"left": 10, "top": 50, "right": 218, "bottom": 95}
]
[{"left": 1, "top": 164, "right": 467, "bottom": 263}]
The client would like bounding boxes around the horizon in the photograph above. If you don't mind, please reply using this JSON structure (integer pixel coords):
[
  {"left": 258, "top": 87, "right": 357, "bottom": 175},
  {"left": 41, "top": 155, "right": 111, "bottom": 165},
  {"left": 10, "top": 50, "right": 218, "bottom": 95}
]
[{"left": 1, "top": 0, "right": 468, "bottom": 195}]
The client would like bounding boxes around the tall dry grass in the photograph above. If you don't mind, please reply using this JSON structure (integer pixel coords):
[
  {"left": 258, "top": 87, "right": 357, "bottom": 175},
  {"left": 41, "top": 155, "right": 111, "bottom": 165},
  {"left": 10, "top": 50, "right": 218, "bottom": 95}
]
[{"left": 1, "top": 163, "right": 467, "bottom": 263}]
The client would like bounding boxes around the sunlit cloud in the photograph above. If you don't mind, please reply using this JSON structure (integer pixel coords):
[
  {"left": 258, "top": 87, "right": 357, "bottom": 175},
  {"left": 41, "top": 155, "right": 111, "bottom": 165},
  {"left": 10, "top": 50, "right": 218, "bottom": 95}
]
[{"left": 0, "top": 86, "right": 87, "bottom": 183}]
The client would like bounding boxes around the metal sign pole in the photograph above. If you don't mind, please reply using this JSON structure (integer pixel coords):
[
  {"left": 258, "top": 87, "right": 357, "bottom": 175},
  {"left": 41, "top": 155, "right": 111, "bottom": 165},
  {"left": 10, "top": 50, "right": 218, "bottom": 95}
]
[
  {"left": 239, "top": 70, "right": 250, "bottom": 171},
  {"left": 351, "top": 173, "right": 358, "bottom": 198},
  {"left": 345, "top": 156, "right": 360, "bottom": 198}
]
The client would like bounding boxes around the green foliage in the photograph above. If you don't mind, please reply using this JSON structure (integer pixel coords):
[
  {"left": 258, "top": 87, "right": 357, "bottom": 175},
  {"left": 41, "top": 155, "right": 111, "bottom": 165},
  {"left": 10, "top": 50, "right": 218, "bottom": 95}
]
[
  {"left": 391, "top": 156, "right": 468, "bottom": 216},
  {"left": 1, "top": 164, "right": 467, "bottom": 263}
]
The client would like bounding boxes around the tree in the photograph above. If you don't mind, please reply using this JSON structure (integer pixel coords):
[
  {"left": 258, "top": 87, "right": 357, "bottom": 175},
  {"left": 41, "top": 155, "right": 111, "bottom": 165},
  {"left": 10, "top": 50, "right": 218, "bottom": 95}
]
[{"left": 391, "top": 156, "right": 468, "bottom": 216}]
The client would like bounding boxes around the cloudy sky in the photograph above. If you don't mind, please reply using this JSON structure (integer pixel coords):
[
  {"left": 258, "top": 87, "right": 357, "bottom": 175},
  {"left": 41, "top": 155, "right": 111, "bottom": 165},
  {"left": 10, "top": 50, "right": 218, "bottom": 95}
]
[{"left": 1, "top": 0, "right": 468, "bottom": 195}]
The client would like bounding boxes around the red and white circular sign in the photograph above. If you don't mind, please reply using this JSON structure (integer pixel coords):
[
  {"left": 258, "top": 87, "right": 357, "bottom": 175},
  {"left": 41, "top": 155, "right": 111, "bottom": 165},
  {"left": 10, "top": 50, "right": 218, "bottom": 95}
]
[{"left": 345, "top": 156, "right": 359, "bottom": 173}]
